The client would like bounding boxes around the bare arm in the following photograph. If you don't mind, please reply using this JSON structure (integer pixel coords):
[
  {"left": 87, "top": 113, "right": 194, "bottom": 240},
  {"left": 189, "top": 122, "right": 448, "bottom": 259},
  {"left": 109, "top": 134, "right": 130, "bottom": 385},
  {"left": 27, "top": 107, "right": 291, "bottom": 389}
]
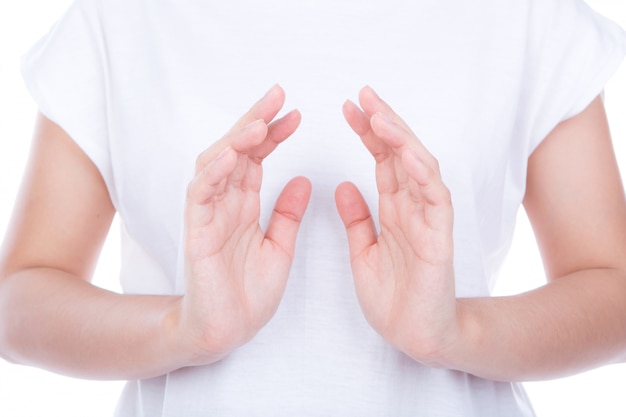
[
  {"left": 0, "top": 114, "right": 185, "bottom": 379},
  {"left": 339, "top": 89, "right": 626, "bottom": 382},
  {"left": 0, "top": 85, "right": 311, "bottom": 380},
  {"left": 453, "top": 95, "right": 626, "bottom": 381}
]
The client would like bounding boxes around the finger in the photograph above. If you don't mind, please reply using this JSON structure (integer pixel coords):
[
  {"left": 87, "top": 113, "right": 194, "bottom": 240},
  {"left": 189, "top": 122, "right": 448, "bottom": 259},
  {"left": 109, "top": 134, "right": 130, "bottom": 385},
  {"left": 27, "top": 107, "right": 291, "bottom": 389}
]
[
  {"left": 343, "top": 100, "right": 400, "bottom": 194},
  {"left": 335, "top": 182, "right": 378, "bottom": 261},
  {"left": 225, "top": 118, "right": 276, "bottom": 191},
  {"left": 369, "top": 110, "right": 440, "bottom": 174},
  {"left": 228, "top": 109, "right": 302, "bottom": 193},
  {"left": 343, "top": 100, "right": 389, "bottom": 160},
  {"left": 264, "top": 176, "right": 312, "bottom": 257},
  {"left": 195, "top": 119, "right": 268, "bottom": 175},
  {"left": 359, "top": 86, "right": 439, "bottom": 168},
  {"left": 402, "top": 150, "right": 451, "bottom": 205},
  {"left": 246, "top": 109, "right": 302, "bottom": 164},
  {"left": 232, "top": 84, "right": 286, "bottom": 130},
  {"left": 402, "top": 150, "right": 453, "bottom": 230},
  {"left": 187, "top": 147, "right": 238, "bottom": 205},
  {"left": 358, "top": 86, "right": 414, "bottom": 134},
  {"left": 194, "top": 84, "right": 286, "bottom": 172}
]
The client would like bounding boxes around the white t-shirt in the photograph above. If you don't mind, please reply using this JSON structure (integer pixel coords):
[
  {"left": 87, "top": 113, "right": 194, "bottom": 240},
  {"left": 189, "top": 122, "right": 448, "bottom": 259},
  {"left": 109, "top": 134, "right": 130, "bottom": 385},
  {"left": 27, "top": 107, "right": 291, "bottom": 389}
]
[{"left": 22, "top": 0, "right": 626, "bottom": 415}]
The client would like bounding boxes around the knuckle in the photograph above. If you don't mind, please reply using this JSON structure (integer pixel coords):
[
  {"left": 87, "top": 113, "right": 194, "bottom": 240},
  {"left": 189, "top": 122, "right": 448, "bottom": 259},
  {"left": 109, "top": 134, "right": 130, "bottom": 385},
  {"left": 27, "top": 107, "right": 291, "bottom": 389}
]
[
  {"left": 186, "top": 175, "right": 208, "bottom": 204},
  {"left": 195, "top": 138, "right": 228, "bottom": 173},
  {"left": 194, "top": 151, "right": 209, "bottom": 173},
  {"left": 186, "top": 179, "right": 198, "bottom": 201},
  {"left": 431, "top": 156, "right": 441, "bottom": 173},
  {"left": 439, "top": 186, "right": 452, "bottom": 206},
  {"left": 374, "top": 150, "right": 392, "bottom": 164}
]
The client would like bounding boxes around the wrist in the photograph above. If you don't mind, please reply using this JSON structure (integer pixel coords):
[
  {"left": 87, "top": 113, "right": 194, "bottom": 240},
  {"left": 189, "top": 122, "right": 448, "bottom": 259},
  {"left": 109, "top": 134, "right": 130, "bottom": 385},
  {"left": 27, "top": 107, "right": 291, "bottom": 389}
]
[
  {"left": 442, "top": 299, "right": 482, "bottom": 370},
  {"left": 161, "top": 296, "right": 214, "bottom": 368},
  {"left": 164, "top": 296, "right": 240, "bottom": 368},
  {"left": 434, "top": 298, "right": 493, "bottom": 376},
  {"left": 393, "top": 300, "right": 467, "bottom": 370}
]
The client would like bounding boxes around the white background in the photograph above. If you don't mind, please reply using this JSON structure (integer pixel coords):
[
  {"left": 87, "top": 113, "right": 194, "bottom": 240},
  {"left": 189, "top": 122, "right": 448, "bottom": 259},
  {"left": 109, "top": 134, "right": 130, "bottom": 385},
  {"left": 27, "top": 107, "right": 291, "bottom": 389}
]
[{"left": 0, "top": 1, "right": 625, "bottom": 416}]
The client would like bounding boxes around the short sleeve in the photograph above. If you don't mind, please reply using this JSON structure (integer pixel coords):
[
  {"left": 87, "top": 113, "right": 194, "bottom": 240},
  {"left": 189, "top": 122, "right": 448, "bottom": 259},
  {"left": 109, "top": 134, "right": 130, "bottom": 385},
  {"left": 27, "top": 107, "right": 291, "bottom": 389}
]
[
  {"left": 525, "top": 0, "right": 626, "bottom": 154},
  {"left": 21, "top": 0, "right": 116, "bottom": 204}
]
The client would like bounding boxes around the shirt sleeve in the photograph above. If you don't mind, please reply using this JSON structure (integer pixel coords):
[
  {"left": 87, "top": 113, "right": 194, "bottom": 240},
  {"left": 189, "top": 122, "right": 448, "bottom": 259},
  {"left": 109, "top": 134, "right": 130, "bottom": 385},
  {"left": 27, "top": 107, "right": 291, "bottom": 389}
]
[
  {"left": 525, "top": 0, "right": 626, "bottom": 154},
  {"left": 21, "top": 0, "right": 116, "bottom": 204}
]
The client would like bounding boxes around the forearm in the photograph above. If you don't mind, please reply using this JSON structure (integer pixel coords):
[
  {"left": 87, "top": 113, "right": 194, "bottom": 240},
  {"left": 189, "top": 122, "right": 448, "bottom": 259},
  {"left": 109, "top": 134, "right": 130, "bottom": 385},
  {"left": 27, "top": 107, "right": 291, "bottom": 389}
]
[
  {"left": 0, "top": 268, "right": 195, "bottom": 380},
  {"left": 446, "top": 268, "right": 626, "bottom": 382}
]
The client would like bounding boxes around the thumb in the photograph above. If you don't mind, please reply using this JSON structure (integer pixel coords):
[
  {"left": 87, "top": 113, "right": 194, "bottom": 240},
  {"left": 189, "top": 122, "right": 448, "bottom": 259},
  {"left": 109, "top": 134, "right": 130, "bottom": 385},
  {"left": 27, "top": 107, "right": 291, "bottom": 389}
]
[
  {"left": 264, "top": 176, "right": 312, "bottom": 257},
  {"left": 335, "top": 182, "right": 378, "bottom": 261}
]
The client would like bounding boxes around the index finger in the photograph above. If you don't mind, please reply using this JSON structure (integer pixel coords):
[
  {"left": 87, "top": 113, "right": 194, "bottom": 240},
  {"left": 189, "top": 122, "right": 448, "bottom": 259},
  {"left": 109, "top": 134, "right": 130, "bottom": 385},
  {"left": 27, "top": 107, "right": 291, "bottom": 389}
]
[
  {"left": 358, "top": 86, "right": 439, "bottom": 169},
  {"left": 358, "top": 86, "right": 415, "bottom": 135},
  {"left": 194, "top": 85, "right": 288, "bottom": 173},
  {"left": 230, "top": 84, "right": 286, "bottom": 131}
]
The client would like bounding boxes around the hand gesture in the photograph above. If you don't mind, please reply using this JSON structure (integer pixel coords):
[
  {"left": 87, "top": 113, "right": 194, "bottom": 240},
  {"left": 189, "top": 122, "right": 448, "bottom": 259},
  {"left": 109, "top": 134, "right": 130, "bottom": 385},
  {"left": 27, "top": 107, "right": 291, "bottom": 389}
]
[
  {"left": 337, "top": 87, "right": 458, "bottom": 366},
  {"left": 178, "top": 85, "right": 312, "bottom": 363}
]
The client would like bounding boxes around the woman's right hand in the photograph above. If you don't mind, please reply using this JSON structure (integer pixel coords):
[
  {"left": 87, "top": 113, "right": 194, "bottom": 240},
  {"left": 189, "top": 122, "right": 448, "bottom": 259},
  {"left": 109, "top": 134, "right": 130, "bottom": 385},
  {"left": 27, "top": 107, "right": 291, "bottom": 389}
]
[{"left": 177, "top": 85, "right": 311, "bottom": 364}]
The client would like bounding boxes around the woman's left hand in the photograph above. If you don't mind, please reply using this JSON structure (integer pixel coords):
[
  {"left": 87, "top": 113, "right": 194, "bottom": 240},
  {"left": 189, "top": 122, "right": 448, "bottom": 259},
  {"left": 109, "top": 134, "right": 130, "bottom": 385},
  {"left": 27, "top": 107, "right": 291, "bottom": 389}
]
[{"left": 336, "top": 86, "right": 459, "bottom": 366}]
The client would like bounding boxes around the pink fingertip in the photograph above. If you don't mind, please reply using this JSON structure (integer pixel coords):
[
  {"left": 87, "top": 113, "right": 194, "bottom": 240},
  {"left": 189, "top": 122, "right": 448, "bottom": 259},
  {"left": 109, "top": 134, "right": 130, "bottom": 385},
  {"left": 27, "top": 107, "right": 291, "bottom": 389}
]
[
  {"left": 263, "top": 83, "right": 283, "bottom": 99},
  {"left": 361, "top": 85, "right": 379, "bottom": 99},
  {"left": 343, "top": 99, "right": 357, "bottom": 111},
  {"left": 284, "top": 108, "right": 302, "bottom": 123}
]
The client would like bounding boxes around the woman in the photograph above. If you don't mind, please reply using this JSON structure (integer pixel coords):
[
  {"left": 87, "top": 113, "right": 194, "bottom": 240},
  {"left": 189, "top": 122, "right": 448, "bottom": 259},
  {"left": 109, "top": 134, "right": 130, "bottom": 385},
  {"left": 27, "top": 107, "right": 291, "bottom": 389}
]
[{"left": 1, "top": 0, "right": 626, "bottom": 415}]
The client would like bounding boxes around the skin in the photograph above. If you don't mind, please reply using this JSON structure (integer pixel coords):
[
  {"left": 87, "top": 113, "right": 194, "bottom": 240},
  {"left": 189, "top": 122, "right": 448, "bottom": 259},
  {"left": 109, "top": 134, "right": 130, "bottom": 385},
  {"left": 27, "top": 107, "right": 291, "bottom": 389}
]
[
  {"left": 1, "top": 85, "right": 625, "bottom": 382},
  {"left": 339, "top": 87, "right": 626, "bottom": 381},
  {"left": 0, "top": 85, "right": 312, "bottom": 378}
]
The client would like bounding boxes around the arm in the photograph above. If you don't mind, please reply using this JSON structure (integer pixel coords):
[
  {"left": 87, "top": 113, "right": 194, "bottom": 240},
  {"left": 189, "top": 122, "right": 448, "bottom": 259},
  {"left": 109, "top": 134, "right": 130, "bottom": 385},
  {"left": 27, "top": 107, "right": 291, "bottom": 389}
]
[
  {"left": 338, "top": 88, "right": 626, "bottom": 382},
  {"left": 454, "top": 95, "right": 626, "bottom": 381},
  {"left": 0, "top": 113, "right": 186, "bottom": 379},
  {"left": 0, "top": 85, "right": 311, "bottom": 380}
]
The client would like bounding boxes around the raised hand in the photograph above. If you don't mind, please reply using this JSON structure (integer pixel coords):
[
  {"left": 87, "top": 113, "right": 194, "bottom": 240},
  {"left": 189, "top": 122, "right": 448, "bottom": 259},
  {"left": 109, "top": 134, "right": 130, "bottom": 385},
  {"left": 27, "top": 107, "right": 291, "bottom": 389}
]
[
  {"left": 336, "top": 87, "right": 458, "bottom": 366},
  {"left": 178, "top": 85, "right": 312, "bottom": 364}
]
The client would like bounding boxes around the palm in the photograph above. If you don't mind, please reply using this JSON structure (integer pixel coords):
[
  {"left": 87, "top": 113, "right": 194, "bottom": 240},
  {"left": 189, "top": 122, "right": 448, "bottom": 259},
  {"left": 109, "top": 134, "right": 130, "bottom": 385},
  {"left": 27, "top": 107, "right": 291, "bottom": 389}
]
[
  {"left": 181, "top": 86, "right": 311, "bottom": 358},
  {"left": 337, "top": 87, "right": 456, "bottom": 360}
]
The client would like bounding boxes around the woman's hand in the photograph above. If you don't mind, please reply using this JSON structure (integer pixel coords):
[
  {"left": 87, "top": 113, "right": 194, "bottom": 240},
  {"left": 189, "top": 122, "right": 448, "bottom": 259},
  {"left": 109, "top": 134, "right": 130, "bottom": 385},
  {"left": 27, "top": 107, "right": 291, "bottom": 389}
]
[
  {"left": 178, "top": 85, "right": 312, "bottom": 364},
  {"left": 336, "top": 86, "right": 458, "bottom": 366}
]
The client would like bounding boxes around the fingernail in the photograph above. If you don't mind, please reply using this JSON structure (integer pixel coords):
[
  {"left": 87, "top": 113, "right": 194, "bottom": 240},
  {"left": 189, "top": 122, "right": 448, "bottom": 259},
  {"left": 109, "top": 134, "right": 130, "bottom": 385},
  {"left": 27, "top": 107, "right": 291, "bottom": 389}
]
[
  {"left": 364, "top": 85, "right": 380, "bottom": 99},
  {"left": 216, "top": 146, "right": 231, "bottom": 160},
  {"left": 344, "top": 99, "right": 357, "bottom": 109},
  {"left": 243, "top": 119, "right": 264, "bottom": 130},
  {"left": 375, "top": 111, "right": 393, "bottom": 125},
  {"left": 263, "top": 84, "right": 281, "bottom": 99}
]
